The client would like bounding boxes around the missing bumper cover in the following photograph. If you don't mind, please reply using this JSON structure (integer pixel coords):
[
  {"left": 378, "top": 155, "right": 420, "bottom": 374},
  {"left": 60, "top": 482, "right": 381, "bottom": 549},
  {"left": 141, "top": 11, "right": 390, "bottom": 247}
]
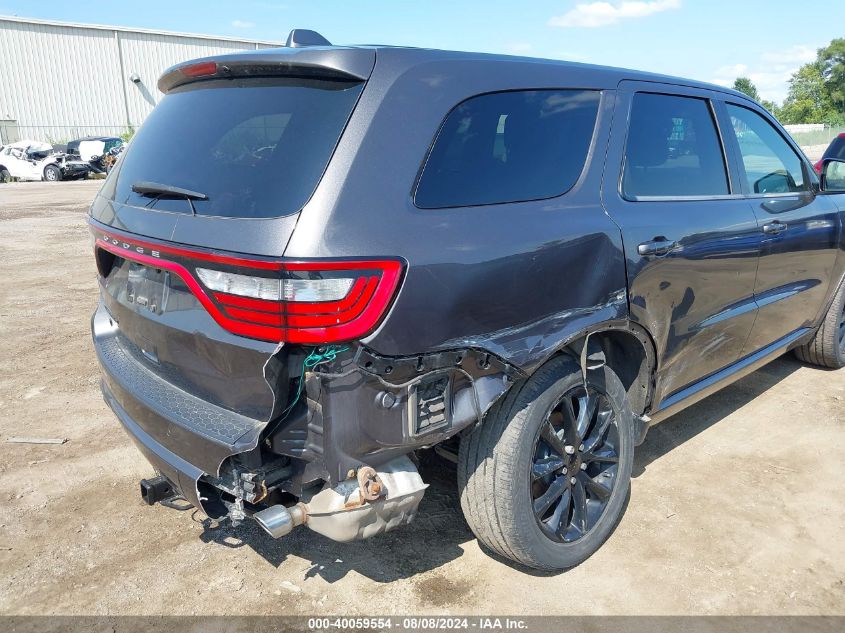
[{"left": 267, "top": 346, "right": 520, "bottom": 486}]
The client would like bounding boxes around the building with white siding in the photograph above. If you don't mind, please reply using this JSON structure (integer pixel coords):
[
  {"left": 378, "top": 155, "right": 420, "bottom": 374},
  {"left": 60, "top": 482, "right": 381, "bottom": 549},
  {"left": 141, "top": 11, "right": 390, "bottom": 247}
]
[{"left": 0, "top": 15, "right": 279, "bottom": 144}]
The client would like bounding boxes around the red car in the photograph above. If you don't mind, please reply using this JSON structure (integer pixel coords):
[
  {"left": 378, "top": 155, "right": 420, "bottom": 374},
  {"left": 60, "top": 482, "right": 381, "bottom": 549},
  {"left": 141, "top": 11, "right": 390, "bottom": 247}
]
[{"left": 814, "top": 132, "right": 845, "bottom": 173}]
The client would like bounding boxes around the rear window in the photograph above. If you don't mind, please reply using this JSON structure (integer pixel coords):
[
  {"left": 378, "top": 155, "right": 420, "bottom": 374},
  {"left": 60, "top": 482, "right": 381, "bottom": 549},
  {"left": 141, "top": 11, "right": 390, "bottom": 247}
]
[
  {"left": 112, "top": 77, "right": 363, "bottom": 218},
  {"left": 414, "top": 89, "right": 600, "bottom": 209}
]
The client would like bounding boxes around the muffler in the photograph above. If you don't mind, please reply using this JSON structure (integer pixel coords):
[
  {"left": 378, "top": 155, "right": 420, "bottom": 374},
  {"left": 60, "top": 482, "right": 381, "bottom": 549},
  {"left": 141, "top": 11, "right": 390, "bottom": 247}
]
[{"left": 252, "top": 455, "right": 428, "bottom": 542}]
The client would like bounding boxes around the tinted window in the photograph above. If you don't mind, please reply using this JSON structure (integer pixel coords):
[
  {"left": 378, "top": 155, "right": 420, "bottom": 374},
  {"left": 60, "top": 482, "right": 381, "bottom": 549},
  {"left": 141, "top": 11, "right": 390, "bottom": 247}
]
[
  {"left": 622, "top": 93, "right": 729, "bottom": 198},
  {"left": 414, "top": 90, "right": 600, "bottom": 208},
  {"left": 726, "top": 104, "right": 805, "bottom": 194},
  {"left": 112, "top": 77, "right": 363, "bottom": 218},
  {"left": 824, "top": 136, "right": 845, "bottom": 161}
]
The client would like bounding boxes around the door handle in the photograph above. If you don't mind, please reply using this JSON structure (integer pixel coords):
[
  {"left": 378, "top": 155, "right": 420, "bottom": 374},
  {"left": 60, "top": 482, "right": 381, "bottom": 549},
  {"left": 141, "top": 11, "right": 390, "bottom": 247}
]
[
  {"left": 762, "top": 221, "right": 788, "bottom": 235},
  {"left": 638, "top": 237, "right": 677, "bottom": 257}
]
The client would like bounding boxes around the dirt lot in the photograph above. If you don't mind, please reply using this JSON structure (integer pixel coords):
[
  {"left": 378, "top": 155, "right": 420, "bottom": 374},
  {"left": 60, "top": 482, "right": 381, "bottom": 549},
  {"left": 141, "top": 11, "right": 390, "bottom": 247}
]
[{"left": 0, "top": 180, "right": 843, "bottom": 616}]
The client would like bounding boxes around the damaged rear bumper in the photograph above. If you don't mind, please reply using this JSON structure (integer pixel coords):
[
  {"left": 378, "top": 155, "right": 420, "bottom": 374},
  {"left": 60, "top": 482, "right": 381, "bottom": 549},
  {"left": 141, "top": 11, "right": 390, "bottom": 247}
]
[
  {"left": 93, "top": 300, "right": 520, "bottom": 540},
  {"left": 102, "top": 381, "right": 205, "bottom": 509}
]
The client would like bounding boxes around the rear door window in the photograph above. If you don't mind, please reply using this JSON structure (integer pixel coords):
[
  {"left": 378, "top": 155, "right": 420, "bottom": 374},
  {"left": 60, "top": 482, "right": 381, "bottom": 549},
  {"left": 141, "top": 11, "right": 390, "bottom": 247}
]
[
  {"left": 112, "top": 77, "right": 363, "bottom": 218},
  {"left": 622, "top": 92, "right": 729, "bottom": 199},
  {"left": 725, "top": 103, "right": 806, "bottom": 194},
  {"left": 414, "top": 89, "right": 600, "bottom": 208}
]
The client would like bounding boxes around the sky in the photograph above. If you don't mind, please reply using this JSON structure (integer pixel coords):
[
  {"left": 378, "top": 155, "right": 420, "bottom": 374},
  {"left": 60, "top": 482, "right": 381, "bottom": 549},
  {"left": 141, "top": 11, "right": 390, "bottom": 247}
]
[{"left": 2, "top": 0, "right": 843, "bottom": 104}]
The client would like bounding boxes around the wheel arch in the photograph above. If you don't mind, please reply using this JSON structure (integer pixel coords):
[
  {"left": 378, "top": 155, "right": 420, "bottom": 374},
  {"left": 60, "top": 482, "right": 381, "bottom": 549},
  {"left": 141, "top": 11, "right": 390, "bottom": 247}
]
[{"left": 550, "top": 321, "right": 658, "bottom": 419}]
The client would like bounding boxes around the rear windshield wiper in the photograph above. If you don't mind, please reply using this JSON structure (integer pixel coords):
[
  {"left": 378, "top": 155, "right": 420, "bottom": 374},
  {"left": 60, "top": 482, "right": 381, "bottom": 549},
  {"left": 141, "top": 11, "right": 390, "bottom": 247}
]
[{"left": 132, "top": 180, "right": 208, "bottom": 214}]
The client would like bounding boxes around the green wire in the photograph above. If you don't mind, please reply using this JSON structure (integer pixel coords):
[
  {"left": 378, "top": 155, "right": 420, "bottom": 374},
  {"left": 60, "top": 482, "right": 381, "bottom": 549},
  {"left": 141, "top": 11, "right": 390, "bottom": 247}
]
[{"left": 275, "top": 345, "right": 349, "bottom": 423}]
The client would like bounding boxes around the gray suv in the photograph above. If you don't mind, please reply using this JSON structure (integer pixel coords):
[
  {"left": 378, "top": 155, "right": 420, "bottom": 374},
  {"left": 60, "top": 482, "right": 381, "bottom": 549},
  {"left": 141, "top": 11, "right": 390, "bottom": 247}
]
[{"left": 90, "top": 30, "right": 845, "bottom": 570}]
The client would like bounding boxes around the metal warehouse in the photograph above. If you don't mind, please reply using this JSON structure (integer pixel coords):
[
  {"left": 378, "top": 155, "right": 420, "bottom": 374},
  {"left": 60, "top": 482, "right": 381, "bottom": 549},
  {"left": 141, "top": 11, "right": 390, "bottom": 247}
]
[{"left": 0, "top": 15, "right": 278, "bottom": 144}]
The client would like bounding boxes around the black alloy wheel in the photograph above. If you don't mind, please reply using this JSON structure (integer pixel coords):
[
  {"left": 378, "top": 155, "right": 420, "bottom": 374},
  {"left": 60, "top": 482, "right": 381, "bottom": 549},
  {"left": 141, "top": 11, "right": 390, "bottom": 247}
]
[{"left": 531, "top": 385, "right": 620, "bottom": 543}]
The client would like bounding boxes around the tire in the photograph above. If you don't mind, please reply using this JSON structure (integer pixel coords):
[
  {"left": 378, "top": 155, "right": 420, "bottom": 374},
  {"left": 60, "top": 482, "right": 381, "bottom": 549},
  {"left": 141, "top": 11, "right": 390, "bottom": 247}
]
[
  {"left": 43, "top": 164, "right": 62, "bottom": 182},
  {"left": 458, "top": 355, "right": 634, "bottom": 571},
  {"left": 794, "top": 276, "right": 845, "bottom": 369},
  {"left": 0, "top": 168, "right": 11, "bottom": 183}
]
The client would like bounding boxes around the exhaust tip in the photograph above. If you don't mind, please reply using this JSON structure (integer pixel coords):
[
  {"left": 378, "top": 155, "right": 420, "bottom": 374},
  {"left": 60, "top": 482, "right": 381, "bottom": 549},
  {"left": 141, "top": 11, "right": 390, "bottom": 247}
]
[{"left": 253, "top": 504, "right": 305, "bottom": 539}]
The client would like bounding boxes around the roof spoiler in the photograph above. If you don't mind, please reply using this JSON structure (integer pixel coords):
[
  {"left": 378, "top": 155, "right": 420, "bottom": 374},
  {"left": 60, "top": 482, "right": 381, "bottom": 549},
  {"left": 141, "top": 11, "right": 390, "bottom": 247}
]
[{"left": 157, "top": 46, "right": 374, "bottom": 93}]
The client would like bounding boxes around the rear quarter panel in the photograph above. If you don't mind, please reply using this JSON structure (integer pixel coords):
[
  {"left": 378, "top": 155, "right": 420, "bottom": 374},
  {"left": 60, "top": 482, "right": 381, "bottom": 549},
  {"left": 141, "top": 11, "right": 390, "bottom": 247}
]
[{"left": 284, "top": 53, "right": 629, "bottom": 372}]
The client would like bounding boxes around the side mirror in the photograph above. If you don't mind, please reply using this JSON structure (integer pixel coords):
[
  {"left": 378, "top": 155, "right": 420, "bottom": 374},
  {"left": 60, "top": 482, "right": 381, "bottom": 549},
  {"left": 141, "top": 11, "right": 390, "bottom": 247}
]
[{"left": 820, "top": 158, "right": 845, "bottom": 192}]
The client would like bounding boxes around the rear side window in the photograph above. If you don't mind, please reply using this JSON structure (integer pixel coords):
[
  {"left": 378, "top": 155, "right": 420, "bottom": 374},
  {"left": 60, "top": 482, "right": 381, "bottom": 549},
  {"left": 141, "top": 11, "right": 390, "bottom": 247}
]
[
  {"left": 112, "top": 77, "right": 363, "bottom": 218},
  {"left": 622, "top": 93, "right": 729, "bottom": 199},
  {"left": 725, "top": 104, "right": 806, "bottom": 194},
  {"left": 414, "top": 89, "right": 600, "bottom": 208}
]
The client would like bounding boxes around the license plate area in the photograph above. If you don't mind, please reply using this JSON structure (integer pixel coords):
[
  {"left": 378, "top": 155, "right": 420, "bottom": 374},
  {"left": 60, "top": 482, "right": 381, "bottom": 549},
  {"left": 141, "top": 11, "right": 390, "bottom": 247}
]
[
  {"left": 126, "top": 262, "right": 169, "bottom": 315},
  {"left": 102, "top": 257, "right": 170, "bottom": 317}
]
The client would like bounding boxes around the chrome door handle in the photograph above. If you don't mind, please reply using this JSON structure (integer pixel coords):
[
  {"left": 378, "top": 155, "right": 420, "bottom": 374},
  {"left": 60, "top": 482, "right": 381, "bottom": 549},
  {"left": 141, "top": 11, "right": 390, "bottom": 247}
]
[
  {"left": 762, "top": 221, "right": 788, "bottom": 235},
  {"left": 638, "top": 238, "right": 677, "bottom": 257}
]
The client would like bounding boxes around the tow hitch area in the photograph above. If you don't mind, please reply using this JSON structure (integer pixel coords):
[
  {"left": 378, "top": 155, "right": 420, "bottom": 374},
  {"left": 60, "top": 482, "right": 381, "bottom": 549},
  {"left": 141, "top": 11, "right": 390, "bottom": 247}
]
[
  {"left": 140, "top": 475, "right": 175, "bottom": 505},
  {"left": 252, "top": 455, "right": 427, "bottom": 542}
]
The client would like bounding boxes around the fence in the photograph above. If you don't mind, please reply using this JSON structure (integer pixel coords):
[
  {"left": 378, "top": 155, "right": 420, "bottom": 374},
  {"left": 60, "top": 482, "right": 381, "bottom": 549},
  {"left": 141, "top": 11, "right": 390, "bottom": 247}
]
[
  {"left": 785, "top": 125, "right": 845, "bottom": 149},
  {"left": 0, "top": 124, "right": 133, "bottom": 146}
]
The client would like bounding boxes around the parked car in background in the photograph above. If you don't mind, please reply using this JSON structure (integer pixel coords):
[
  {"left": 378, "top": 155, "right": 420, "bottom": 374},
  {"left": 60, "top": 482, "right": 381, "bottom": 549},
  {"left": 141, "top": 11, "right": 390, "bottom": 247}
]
[
  {"left": 0, "top": 140, "right": 90, "bottom": 182},
  {"left": 67, "top": 136, "right": 123, "bottom": 160},
  {"left": 814, "top": 132, "right": 845, "bottom": 174},
  {"left": 100, "top": 143, "right": 126, "bottom": 174},
  {"left": 89, "top": 33, "right": 845, "bottom": 571},
  {"left": 67, "top": 136, "right": 125, "bottom": 174}
]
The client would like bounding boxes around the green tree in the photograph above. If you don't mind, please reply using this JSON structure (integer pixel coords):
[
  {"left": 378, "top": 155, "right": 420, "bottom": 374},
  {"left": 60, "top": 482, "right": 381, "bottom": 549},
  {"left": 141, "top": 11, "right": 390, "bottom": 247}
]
[
  {"left": 733, "top": 76, "right": 760, "bottom": 101},
  {"left": 760, "top": 99, "right": 780, "bottom": 118},
  {"left": 779, "top": 62, "right": 835, "bottom": 124},
  {"left": 819, "top": 38, "right": 845, "bottom": 113}
]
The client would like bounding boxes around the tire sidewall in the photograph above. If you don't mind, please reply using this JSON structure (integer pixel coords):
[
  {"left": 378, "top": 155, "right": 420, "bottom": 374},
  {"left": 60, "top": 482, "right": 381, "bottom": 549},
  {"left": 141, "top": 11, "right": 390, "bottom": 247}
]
[
  {"left": 43, "top": 165, "right": 61, "bottom": 181},
  {"left": 832, "top": 280, "right": 845, "bottom": 365},
  {"left": 504, "top": 359, "right": 635, "bottom": 568}
]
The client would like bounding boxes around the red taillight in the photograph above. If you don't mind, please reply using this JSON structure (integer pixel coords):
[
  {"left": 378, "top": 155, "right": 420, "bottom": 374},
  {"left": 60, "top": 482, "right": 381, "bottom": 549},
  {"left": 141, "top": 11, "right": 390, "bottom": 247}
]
[
  {"left": 92, "top": 227, "right": 403, "bottom": 344},
  {"left": 181, "top": 61, "right": 218, "bottom": 78},
  {"left": 814, "top": 160, "right": 823, "bottom": 174}
]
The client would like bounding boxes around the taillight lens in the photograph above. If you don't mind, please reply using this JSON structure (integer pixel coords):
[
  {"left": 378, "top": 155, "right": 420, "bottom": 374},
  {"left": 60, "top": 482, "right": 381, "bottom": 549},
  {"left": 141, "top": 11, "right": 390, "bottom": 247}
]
[
  {"left": 205, "top": 262, "right": 402, "bottom": 343},
  {"left": 283, "top": 277, "right": 355, "bottom": 302},
  {"left": 196, "top": 268, "right": 284, "bottom": 300},
  {"left": 92, "top": 227, "right": 403, "bottom": 344}
]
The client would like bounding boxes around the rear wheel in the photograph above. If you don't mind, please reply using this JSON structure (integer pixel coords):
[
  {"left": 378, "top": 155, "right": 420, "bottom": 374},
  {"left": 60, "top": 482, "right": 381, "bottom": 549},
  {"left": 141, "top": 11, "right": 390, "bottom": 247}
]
[
  {"left": 43, "top": 164, "right": 62, "bottom": 182},
  {"left": 794, "top": 277, "right": 845, "bottom": 369},
  {"left": 0, "top": 168, "right": 11, "bottom": 183},
  {"left": 458, "top": 355, "right": 634, "bottom": 570}
]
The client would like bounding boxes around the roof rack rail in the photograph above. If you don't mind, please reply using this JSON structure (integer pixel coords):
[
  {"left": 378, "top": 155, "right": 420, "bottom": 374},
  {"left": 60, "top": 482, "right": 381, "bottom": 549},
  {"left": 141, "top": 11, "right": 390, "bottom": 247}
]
[{"left": 285, "top": 29, "right": 331, "bottom": 48}]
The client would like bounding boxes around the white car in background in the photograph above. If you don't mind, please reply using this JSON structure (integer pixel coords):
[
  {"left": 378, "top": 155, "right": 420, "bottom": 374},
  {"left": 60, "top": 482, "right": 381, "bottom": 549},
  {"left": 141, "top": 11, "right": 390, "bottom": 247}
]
[{"left": 0, "top": 140, "right": 91, "bottom": 183}]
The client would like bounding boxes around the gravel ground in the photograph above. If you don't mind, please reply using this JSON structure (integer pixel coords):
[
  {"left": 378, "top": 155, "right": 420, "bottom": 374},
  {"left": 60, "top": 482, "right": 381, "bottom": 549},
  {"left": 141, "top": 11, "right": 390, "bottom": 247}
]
[{"left": 0, "top": 180, "right": 843, "bottom": 616}]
